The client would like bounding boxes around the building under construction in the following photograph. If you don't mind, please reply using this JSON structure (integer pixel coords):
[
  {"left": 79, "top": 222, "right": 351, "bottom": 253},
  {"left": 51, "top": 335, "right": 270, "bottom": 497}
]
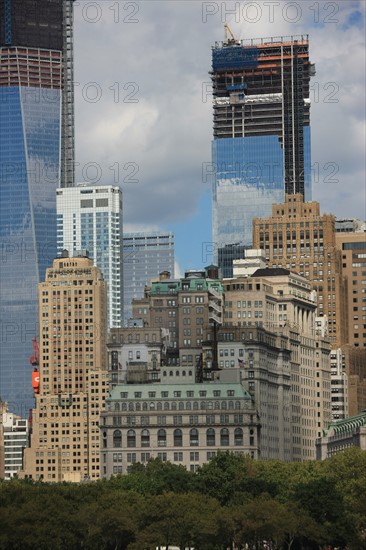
[{"left": 211, "top": 31, "right": 315, "bottom": 250}]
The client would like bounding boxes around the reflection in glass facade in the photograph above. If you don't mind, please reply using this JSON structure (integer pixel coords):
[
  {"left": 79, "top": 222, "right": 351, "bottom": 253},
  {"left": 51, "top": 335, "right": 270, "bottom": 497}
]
[
  {"left": 0, "top": 1, "right": 74, "bottom": 415},
  {"left": 123, "top": 232, "right": 175, "bottom": 324},
  {"left": 0, "top": 86, "right": 61, "bottom": 415},
  {"left": 211, "top": 35, "right": 314, "bottom": 250},
  {"left": 213, "top": 135, "right": 285, "bottom": 247}
]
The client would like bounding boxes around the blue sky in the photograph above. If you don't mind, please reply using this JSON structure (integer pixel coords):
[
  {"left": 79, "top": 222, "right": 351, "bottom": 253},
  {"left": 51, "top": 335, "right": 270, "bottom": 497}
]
[{"left": 74, "top": 1, "right": 365, "bottom": 275}]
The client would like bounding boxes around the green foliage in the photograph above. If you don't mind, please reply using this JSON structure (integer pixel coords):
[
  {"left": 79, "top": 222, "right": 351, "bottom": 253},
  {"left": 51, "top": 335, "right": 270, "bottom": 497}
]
[{"left": 1, "top": 448, "right": 365, "bottom": 549}]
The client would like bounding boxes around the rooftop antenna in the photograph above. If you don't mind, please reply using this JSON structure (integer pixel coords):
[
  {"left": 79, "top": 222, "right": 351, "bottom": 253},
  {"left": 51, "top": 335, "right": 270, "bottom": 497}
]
[{"left": 224, "top": 23, "right": 240, "bottom": 45}]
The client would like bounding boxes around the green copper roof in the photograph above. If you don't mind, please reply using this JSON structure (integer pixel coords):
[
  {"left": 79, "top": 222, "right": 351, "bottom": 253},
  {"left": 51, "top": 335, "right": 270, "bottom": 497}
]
[
  {"left": 149, "top": 278, "right": 223, "bottom": 295},
  {"left": 323, "top": 411, "right": 366, "bottom": 437}
]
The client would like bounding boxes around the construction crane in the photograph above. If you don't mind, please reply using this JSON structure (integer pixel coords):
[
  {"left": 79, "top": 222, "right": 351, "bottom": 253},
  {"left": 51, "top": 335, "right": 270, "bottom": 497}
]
[
  {"left": 224, "top": 23, "right": 240, "bottom": 46},
  {"left": 30, "top": 338, "right": 40, "bottom": 395}
]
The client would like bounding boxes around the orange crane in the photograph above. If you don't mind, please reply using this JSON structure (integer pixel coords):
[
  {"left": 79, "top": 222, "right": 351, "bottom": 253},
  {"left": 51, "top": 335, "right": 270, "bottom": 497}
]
[{"left": 30, "top": 338, "right": 40, "bottom": 395}]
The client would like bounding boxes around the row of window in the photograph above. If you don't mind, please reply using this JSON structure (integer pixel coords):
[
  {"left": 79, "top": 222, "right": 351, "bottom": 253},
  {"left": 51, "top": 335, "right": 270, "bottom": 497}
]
[
  {"left": 112, "top": 427, "right": 246, "bottom": 448},
  {"left": 113, "top": 400, "right": 242, "bottom": 412}
]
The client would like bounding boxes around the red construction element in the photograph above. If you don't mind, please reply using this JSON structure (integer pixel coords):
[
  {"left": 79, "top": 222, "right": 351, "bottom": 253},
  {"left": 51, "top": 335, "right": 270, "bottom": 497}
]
[{"left": 30, "top": 338, "right": 40, "bottom": 394}]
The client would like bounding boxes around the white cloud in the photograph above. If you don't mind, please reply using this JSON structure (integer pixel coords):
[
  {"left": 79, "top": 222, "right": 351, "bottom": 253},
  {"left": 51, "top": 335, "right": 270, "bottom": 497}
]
[{"left": 73, "top": 0, "right": 366, "bottom": 242}]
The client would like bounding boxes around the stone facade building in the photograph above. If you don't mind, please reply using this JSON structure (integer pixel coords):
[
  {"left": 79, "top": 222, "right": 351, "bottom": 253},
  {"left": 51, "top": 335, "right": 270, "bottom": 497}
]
[
  {"left": 20, "top": 254, "right": 109, "bottom": 482},
  {"left": 253, "top": 194, "right": 348, "bottom": 347},
  {"left": 100, "top": 371, "right": 259, "bottom": 478}
]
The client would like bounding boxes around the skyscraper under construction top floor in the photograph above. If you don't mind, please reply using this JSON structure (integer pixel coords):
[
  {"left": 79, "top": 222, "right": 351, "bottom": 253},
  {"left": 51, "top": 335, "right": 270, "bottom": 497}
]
[
  {"left": 211, "top": 29, "right": 315, "bottom": 251},
  {"left": 0, "top": 0, "right": 75, "bottom": 415}
]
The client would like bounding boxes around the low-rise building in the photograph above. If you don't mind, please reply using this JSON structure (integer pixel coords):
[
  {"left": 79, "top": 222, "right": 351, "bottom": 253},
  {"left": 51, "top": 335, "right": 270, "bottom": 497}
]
[
  {"left": 100, "top": 371, "right": 259, "bottom": 478},
  {"left": 316, "top": 411, "right": 366, "bottom": 459}
]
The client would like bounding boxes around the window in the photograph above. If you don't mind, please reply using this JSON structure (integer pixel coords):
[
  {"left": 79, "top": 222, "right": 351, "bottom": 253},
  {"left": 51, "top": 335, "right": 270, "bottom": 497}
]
[
  {"left": 220, "top": 428, "right": 230, "bottom": 446},
  {"left": 206, "top": 428, "right": 216, "bottom": 446},
  {"left": 127, "top": 429, "right": 136, "bottom": 448},
  {"left": 190, "top": 428, "right": 199, "bottom": 446},
  {"left": 141, "top": 429, "right": 150, "bottom": 448},
  {"left": 234, "top": 428, "right": 243, "bottom": 446},
  {"left": 113, "top": 430, "right": 122, "bottom": 448},
  {"left": 190, "top": 452, "right": 199, "bottom": 461},
  {"left": 174, "top": 428, "right": 183, "bottom": 446},
  {"left": 174, "top": 452, "right": 183, "bottom": 462},
  {"left": 158, "top": 429, "right": 166, "bottom": 447}
]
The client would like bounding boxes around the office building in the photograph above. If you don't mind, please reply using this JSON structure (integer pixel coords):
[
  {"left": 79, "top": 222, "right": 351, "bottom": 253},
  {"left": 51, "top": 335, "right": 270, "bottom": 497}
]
[
  {"left": 316, "top": 410, "right": 366, "bottom": 460},
  {"left": 0, "top": 0, "right": 75, "bottom": 414},
  {"left": 132, "top": 268, "right": 223, "bottom": 375},
  {"left": 253, "top": 194, "right": 348, "bottom": 347},
  {"left": 1, "top": 405, "right": 28, "bottom": 479},
  {"left": 20, "top": 253, "right": 109, "bottom": 482},
  {"left": 56, "top": 184, "right": 123, "bottom": 328},
  {"left": 211, "top": 33, "right": 314, "bottom": 250},
  {"left": 100, "top": 370, "right": 260, "bottom": 478},
  {"left": 335, "top": 229, "right": 366, "bottom": 348},
  {"left": 217, "top": 243, "right": 248, "bottom": 278},
  {"left": 123, "top": 232, "right": 175, "bottom": 323},
  {"left": 220, "top": 268, "right": 331, "bottom": 460}
]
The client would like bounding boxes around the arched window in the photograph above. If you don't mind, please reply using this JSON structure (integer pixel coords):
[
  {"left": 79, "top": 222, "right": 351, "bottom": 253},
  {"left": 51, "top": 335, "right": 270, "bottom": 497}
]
[
  {"left": 234, "top": 428, "right": 243, "bottom": 446},
  {"left": 127, "top": 429, "right": 136, "bottom": 448},
  {"left": 174, "top": 428, "right": 183, "bottom": 447},
  {"left": 121, "top": 402, "right": 127, "bottom": 411},
  {"left": 221, "top": 401, "right": 227, "bottom": 410},
  {"left": 113, "top": 430, "right": 122, "bottom": 448},
  {"left": 190, "top": 428, "right": 199, "bottom": 446},
  {"left": 157, "top": 402, "right": 163, "bottom": 411},
  {"left": 128, "top": 402, "right": 134, "bottom": 411},
  {"left": 235, "top": 401, "right": 241, "bottom": 410},
  {"left": 135, "top": 402, "right": 141, "bottom": 411},
  {"left": 178, "top": 402, "right": 184, "bottom": 410},
  {"left": 150, "top": 402, "right": 155, "bottom": 410},
  {"left": 114, "top": 402, "right": 120, "bottom": 412},
  {"left": 171, "top": 402, "right": 177, "bottom": 410},
  {"left": 206, "top": 428, "right": 215, "bottom": 446},
  {"left": 143, "top": 402, "right": 148, "bottom": 411},
  {"left": 186, "top": 402, "right": 191, "bottom": 410},
  {"left": 200, "top": 401, "right": 206, "bottom": 410},
  {"left": 215, "top": 401, "right": 220, "bottom": 410},
  {"left": 220, "top": 428, "right": 229, "bottom": 446},
  {"left": 158, "top": 428, "right": 166, "bottom": 447},
  {"left": 141, "top": 429, "right": 150, "bottom": 448},
  {"left": 228, "top": 401, "right": 234, "bottom": 410},
  {"left": 193, "top": 401, "right": 199, "bottom": 410},
  {"left": 164, "top": 402, "right": 170, "bottom": 411}
]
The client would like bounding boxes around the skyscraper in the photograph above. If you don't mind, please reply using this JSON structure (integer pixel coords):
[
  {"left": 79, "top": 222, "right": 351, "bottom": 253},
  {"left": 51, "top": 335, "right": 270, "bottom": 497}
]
[
  {"left": 123, "top": 232, "right": 175, "bottom": 323},
  {"left": 20, "top": 254, "right": 108, "bottom": 482},
  {"left": 57, "top": 184, "right": 123, "bottom": 329},
  {"left": 211, "top": 33, "right": 314, "bottom": 251},
  {"left": 0, "top": 0, "right": 75, "bottom": 414}
]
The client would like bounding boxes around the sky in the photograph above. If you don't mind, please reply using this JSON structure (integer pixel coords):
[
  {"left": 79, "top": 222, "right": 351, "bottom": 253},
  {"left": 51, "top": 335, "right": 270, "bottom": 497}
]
[{"left": 73, "top": 0, "right": 366, "bottom": 276}]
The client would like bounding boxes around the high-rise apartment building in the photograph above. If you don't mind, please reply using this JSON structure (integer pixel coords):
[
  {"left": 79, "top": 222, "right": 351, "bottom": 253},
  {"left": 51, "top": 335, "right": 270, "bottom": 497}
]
[
  {"left": 123, "top": 232, "right": 175, "bottom": 323},
  {"left": 253, "top": 194, "right": 348, "bottom": 347},
  {"left": 20, "top": 254, "right": 109, "bottom": 482},
  {"left": 56, "top": 185, "right": 123, "bottom": 328},
  {"left": 211, "top": 33, "right": 314, "bottom": 250},
  {"left": 0, "top": 0, "right": 75, "bottom": 414}
]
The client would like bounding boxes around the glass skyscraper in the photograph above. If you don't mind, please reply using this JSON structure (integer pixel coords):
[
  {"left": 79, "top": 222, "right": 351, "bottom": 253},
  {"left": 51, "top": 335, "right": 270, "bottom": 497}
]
[
  {"left": 56, "top": 185, "right": 123, "bottom": 329},
  {"left": 211, "top": 34, "right": 314, "bottom": 251},
  {"left": 0, "top": 0, "right": 75, "bottom": 414},
  {"left": 123, "top": 232, "right": 175, "bottom": 324}
]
